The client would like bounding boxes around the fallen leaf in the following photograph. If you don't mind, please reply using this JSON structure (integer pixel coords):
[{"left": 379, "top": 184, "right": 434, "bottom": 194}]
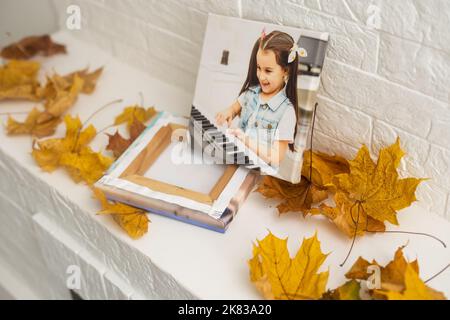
[
  {"left": 60, "top": 146, "right": 113, "bottom": 185},
  {"left": 256, "top": 176, "right": 328, "bottom": 215},
  {"left": 313, "top": 138, "right": 424, "bottom": 236},
  {"left": 377, "top": 264, "right": 446, "bottom": 300},
  {"left": 93, "top": 188, "right": 150, "bottom": 239},
  {"left": 0, "top": 60, "right": 41, "bottom": 100},
  {"left": 249, "top": 231, "right": 329, "bottom": 300},
  {"left": 1, "top": 35, "right": 66, "bottom": 60},
  {"left": 321, "top": 280, "right": 361, "bottom": 300},
  {"left": 113, "top": 105, "right": 156, "bottom": 129},
  {"left": 6, "top": 107, "right": 61, "bottom": 137},
  {"left": 345, "top": 246, "right": 445, "bottom": 299},
  {"left": 333, "top": 138, "right": 422, "bottom": 225},
  {"left": 106, "top": 131, "right": 131, "bottom": 158},
  {"left": 37, "top": 73, "right": 84, "bottom": 123},
  {"left": 106, "top": 117, "right": 146, "bottom": 158},
  {"left": 32, "top": 115, "right": 112, "bottom": 184},
  {"left": 61, "top": 67, "right": 103, "bottom": 94},
  {"left": 256, "top": 150, "right": 347, "bottom": 215},
  {"left": 302, "top": 150, "right": 349, "bottom": 187},
  {"left": 310, "top": 192, "right": 386, "bottom": 237}
]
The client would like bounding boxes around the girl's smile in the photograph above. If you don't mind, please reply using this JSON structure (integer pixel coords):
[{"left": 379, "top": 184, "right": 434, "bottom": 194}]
[{"left": 256, "top": 48, "right": 287, "bottom": 98}]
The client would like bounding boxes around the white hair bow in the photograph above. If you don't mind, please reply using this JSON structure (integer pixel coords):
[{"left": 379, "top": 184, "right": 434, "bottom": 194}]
[{"left": 288, "top": 43, "right": 308, "bottom": 63}]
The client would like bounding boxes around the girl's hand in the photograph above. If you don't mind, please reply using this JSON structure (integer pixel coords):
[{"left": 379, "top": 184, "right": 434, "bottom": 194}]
[{"left": 215, "top": 107, "right": 234, "bottom": 126}]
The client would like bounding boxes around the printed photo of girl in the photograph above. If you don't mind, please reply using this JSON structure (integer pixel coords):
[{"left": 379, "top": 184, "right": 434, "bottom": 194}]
[{"left": 215, "top": 30, "right": 299, "bottom": 167}]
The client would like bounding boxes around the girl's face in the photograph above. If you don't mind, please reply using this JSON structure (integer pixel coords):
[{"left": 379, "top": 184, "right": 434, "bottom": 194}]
[{"left": 256, "top": 48, "right": 288, "bottom": 95}]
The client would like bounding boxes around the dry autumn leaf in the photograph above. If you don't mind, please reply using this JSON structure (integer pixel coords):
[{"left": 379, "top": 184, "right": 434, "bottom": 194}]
[
  {"left": 249, "top": 231, "right": 329, "bottom": 300},
  {"left": 0, "top": 60, "right": 41, "bottom": 101},
  {"left": 60, "top": 67, "right": 103, "bottom": 94},
  {"left": 256, "top": 150, "right": 348, "bottom": 215},
  {"left": 377, "top": 264, "right": 446, "bottom": 300},
  {"left": 93, "top": 188, "right": 150, "bottom": 239},
  {"left": 36, "top": 73, "right": 84, "bottom": 123},
  {"left": 302, "top": 150, "right": 349, "bottom": 187},
  {"left": 39, "top": 67, "right": 103, "bottom": 96},
  {"left": 1, "top": 35, "right": 66, "bottom": 60},
  {"left": 114, "top": 105, "right": 156, "bottom": 129},
  {"left": 311, "top": 138, "right": 424, "bottom": 237},
  {"left": 256, "top": 176, "right": 328, "bottom": 215},
  {"left": 106, "top": 117, "right": 146, "bottom": 158},
  {"left": 32, "top": 115, "right": 112, "bottom": 184},
  {"left": 6, "top": 107, "right": 61, "bottom": 138},
  {"left": 321, "top": 280, "right": 361, "bottom": 300},
  {"left": 345, "top": 246, "right": 446, "bottom": 300}
]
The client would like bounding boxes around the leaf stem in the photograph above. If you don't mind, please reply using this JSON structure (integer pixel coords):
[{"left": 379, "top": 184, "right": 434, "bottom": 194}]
[
  {"left": 82, "top": 98, "right": 123, "bottom": 129},
  {"left": 340, "top": 202, "right": 361, "bottom": 267},
  {"left": 364, "top": 229, "right": 447, "bottom": 248},
  {"left": 424, "top": 263, "right": 450, "bottom": 283}
]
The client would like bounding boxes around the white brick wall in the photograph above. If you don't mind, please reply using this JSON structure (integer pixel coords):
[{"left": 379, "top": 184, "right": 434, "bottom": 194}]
[{"left": 49, "top": 1, "right": 449, "bottom": 218}]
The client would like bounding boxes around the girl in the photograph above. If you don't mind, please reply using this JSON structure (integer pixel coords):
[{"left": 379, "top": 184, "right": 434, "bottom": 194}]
[{"left": 215, "top": 30, "right": 299, "bottom": 166}]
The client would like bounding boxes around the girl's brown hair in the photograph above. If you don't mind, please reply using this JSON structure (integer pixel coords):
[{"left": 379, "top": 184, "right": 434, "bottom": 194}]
[{"left": 239, "top": 31, "right": 299, "bottom": 149}]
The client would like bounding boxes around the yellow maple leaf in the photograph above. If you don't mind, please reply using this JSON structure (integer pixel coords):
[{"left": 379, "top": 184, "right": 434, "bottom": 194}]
[
  {"left": 36, "top": 74, "right": 84, "bottom": 123},
  {"left": 333, "top": 138, "right": 423, "bottom": 225},
  {"left": 378, "top": 264, "right": 446, "bottom": 300},
  {"left": 32, "top": 115, "right": 112, "bottom": 184},
  {"left": 0, "top": 60, "right": 42, "bottom": 101},
  {"left": 302, "top": 150, "right": 349, "bottom": 187},
  {"left": 249, "top": 231, "right": 329, "bottom": 300},
  {"left": 93, "top": 188, "right": 150, "bottom": 239},
  {"left": 113, "top": 105, "right": 156, "bottom": 129},
  {"left": 6, "top": 107, "right": 61, "bottom": 138},
  {"left": 312, "top": 138, "right": 424, "bottom": 236},
  {"left": 310, "top": 192, "right": 385, "bottom": 237},
  {"left": 345, "top": 246, "right": 445, "bottom": 300}
]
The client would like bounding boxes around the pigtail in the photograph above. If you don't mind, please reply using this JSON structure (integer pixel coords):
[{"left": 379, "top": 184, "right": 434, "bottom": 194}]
[{"left": 239, "top": 38, "right": 261, "bottom": 96}]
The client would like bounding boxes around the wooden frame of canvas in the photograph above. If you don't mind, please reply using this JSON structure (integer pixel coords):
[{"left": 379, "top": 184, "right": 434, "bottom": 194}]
[{"left": 117, "top": 123, "right": 238, "bottom": 205}]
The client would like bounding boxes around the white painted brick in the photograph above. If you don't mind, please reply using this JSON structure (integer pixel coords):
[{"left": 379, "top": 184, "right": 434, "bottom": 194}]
[
  {"left": 176, "top": 0, "right": 241, "bottom": 16},
  {"left": 102, "top": 272, "right": 133, "bottom": 300},
  {"left": 427, "top": 106, "right": 450, "bottom": 151},
  {"left": 110, "top": 39, "right": 197, "bottom": 94},
  {"left": 290, "top": 0, "right": 321, "bottom": 11},
  {"left": 312, "top": 0, "right": 450, "bottom": 53},
  {"left": 378, "top": 33, "right": 450, "bottom": 103},
  {"left": 313, "top": 130, "right": 359, "bottom": 160},
  {"left": 242, "top": 0, "right": 379, "bottom": 72},
  {"left": 86, "top": 2, "right": 201, "bottom": 73},
  {"left": 320, "top": 60, "right": 448, "bottom": 138},
  {"left": 415, "top": 181, "right": 448, "bottom": 218},
  {"left": 32, "top": 213, "right": 108, "bottom": 300},
  {"left": 0, "top": 193, "right": 61, "bottom": 299},
  {"left": 315, "top": 95, "right": 372, "bottom": 146},
  {"left": 424, "top": 146, "right": 450, "bottom": 192},
  {"left": 107, "top": 0, "right": 208, "bottom": 45},
  {"left": 315, "top": 0, "right": 358, "bottom": 21}
]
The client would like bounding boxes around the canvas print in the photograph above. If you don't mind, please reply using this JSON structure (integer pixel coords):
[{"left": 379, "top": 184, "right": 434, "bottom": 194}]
[{"left": 190, "top": 14, "right": 329, "bottom": 183}]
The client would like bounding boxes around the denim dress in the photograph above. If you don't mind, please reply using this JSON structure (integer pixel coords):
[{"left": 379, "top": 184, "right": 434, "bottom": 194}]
[{"left": 238, "top": 85, "right": 293, "bottom": 146}]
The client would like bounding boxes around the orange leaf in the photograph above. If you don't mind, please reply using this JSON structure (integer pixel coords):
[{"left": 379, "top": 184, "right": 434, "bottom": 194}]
[{"left": 1, "top": 35, "right": 66, "bottom": 60}]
